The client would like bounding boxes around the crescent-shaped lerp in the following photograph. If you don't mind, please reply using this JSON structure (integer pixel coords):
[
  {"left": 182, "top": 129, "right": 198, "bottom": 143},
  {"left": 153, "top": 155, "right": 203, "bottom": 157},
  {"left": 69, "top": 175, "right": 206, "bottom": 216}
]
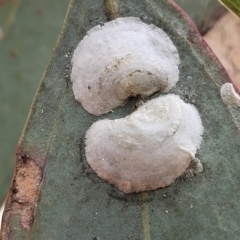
[
  {"left": 71, "top": 17, "right": 180, "bottom": 116},
  {"left": 85, "top": 94, "right": 203, "bottom": 193}
]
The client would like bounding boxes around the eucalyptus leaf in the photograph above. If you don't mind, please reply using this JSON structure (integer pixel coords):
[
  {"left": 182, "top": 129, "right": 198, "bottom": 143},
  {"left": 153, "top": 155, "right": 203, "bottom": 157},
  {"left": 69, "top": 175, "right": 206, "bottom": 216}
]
[
  {"left": 2, "top": 0, "right": 240, "bottom": 239},
  {"left": 0, "top": 0, "right": 226, "bottom": 208}
]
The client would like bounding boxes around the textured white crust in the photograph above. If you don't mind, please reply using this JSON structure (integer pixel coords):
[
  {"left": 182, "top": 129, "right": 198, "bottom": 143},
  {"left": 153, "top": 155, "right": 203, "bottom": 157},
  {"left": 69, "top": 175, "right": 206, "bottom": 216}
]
[
  {"left": 85, "top": 94, "right": 203, "bottom": 193},
  {"left": 71, "top": 17, "right": 180, "bottom": 116},
  {"left": 220, "top": 83, "right": 240, "bottom": 107}
]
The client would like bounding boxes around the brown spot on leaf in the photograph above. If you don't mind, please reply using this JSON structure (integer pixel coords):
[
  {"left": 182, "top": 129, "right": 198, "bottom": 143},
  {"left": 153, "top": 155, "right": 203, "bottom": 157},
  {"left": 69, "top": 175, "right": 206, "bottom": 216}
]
[
  {"left": 1, "top": 147, "right": 44, "bottom": 239},
  {"left": 8, "top": 48, "right": 19, "bottom": 59},
  {"left": 104, "top": 0, "right": 119, "bottom": 20},
  {"left": 35, "top": 7, "right": 44, "bottom": 16}
]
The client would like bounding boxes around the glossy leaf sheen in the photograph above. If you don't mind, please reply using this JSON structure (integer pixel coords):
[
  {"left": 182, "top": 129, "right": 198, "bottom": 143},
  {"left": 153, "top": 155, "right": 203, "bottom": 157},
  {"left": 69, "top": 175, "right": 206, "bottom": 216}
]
[{"left": 2, "top": 0, "right": 240, "bottom": 239}]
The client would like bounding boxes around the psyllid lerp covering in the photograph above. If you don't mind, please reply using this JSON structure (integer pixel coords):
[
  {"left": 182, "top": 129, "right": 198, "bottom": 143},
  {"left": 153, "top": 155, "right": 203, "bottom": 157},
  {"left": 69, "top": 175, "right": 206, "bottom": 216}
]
[
  {"left": 71, "top": 17, "right": 180, "bottom": 116},
  {"left": 71, "top": 17, "right": 204, "bottom": 193},
  {"left": 85, "top": 95, "right": 203, "bottom": 193}
]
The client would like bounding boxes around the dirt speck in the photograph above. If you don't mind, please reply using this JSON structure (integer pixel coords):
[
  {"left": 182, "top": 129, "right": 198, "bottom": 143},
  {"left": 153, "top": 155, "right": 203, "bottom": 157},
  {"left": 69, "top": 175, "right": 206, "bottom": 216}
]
[{"left": 8, "top": 48, "right": 19, "bottom": 59}]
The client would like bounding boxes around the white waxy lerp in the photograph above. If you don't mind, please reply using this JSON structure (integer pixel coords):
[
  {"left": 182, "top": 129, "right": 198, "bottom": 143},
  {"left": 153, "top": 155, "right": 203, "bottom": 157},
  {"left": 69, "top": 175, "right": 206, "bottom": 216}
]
[
  {"left": 220, "top": 82, "right": 240, "bottom": 107},
  {"left": 71, "top": 17, "right": 180, "bottom": 116},
  {"left": 85, "top": 94, "right": 203, "bottom": 193}
]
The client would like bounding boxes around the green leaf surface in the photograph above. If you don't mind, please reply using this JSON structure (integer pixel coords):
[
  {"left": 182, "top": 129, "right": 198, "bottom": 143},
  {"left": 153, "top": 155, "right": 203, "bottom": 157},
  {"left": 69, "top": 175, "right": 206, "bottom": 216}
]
[
  {"left": 2, "top": 0, "right": 240, "bottom": 239},
  {"left": 219, "top": 0, "right": 240, "bottom": 18},
  {"left": 0, "top": 0, "right": 69, "bottom": 204},
  {"left": 0, "top": 0, "right": 224, "bottom": 208}
]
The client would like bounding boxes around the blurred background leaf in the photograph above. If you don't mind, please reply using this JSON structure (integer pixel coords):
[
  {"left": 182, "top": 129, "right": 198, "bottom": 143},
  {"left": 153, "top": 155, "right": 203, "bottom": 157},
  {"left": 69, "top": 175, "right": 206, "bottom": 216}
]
[
  {"left": 203, "top": 11, "right": 240, "bottom": 91},
  {"left": 0, "top": 0, "right": 70, "bottom": 205},
  {"left": 219, "top": 0, "right": 240, "bottom": 18},
  {"left": 175, "top": 0, "right": 225, "bottom": 34}
]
